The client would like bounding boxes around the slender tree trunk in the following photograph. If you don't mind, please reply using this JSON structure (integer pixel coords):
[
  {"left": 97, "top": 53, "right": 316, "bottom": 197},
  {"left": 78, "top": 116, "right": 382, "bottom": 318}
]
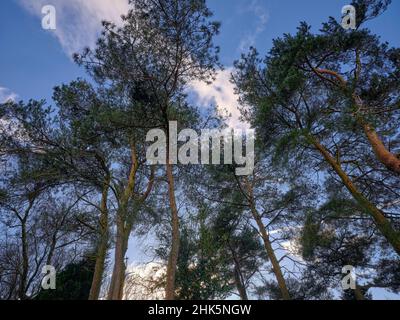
[
  {"left": 118, "top": 232, "right": 130, "bottom": 299},
  {"left": 233, "top": 267, "right": 248, "bottom": 300},
  {"left": 46, "top": 234, "right": 57, "bottom": 266},
  {"left": 19, "top": 219, "right": 29, "bottom": 300},
  {"left": 165, "top": 161, "right": 180, "bottom": 300},
  {"left": 164, "top": 122, "right": 180, "bottom": 300},
  {"left": 108, "top": 143, "right": 138, "bottom": 300},
  {"left": 307, "top": 134, "right": 400, "bottom": 256},
  {"left": 89, "top": 178, "right": 110, "bottom": 300},
  {"left": 244, "top": 179, "right": 291, "bottom": 300},
  {"left": 108, "top": 218, "right": 129, "bottom": 300},
  {"left": 16, "top": 199, "right": 35, "bottom": 300},
  {"left": 232, "top": 256, "right": 248, "bottom": 300},
  {"left": 253, "top": 212, "right": 291, "bottom": 300}
]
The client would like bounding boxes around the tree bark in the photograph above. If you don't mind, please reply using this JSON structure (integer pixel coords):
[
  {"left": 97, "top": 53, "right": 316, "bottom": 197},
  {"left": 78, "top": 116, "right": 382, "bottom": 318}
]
[
  {"left": 108, "top": 218, "right": 130, "bottom": 300},
  {"left": 163, "top": 118, "right": 181, "bottom": 300},
  {"left": 232, "top": 257, "right": 248, "bottom": 300},
  {"left": 307, "top": 134, "right": 400, "bottom": 256},
  {"left": 107, "top": 143, "right": 139, "bottom": 300},
  {"left": 244, "top": 178, "right": 291, "bottom": 300},
  {"left": 253, "top": 213, "right": 291, "bottom": 300},
  {"left": 89, "top": 177, "right": 110, "bottom": 300},
  {"left": 351, "top": 94, "right": 400, "bottom": 175},
  {"left": 19, "top": 219, "right": 29, "bottom": 300},
  {"left": 165, "top": 161, "right": 180, "bottom": 300},
  {"left": 313, "top": 68, "right": 400, "bottom": 175},
  {"left": 362, "top": 122, "right": 400, "bottom": 174}
]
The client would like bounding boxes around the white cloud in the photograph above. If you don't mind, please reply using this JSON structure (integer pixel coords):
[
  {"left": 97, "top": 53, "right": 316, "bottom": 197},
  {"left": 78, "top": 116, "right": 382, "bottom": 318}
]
[
  {"left": 0, "top": 87, "right": 18, "bottom": 103},
  {"left": 189, "top": 68, "right": 249, "bottom": 129},
  {"left": 17, "top": 1, "right": 248, "bottom": 130},
  {"left": 123, "top": 262, "right": 166, "bottom": 300},
  {"left": 18, "top": 0, "right": 131, "bottom": 57},
  {"left": 238, "top": 0, "right": 269, "bottom": 52}
]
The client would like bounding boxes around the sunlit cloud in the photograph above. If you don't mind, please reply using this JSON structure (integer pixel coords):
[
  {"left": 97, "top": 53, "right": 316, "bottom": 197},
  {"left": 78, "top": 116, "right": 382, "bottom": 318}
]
[
  {"left": 123, "top": 262, "right": 166, "bottom": 300},
  {"left": 189, "top": 68, "right": 249, "bottom": 130}
]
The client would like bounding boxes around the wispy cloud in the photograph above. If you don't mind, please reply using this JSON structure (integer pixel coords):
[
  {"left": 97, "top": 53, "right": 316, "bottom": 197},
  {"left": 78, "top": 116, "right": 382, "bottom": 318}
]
[
  {"left": 17, "top": 0, "right": 130, "bottom": 57},
  {"left": 189, "top": 68, "right": 248, "bottom": 130},
  {"left": 17, "top": 1, "right": 247, "bottom": 130},
  {"left": 238, "top": 0, "right": 269, "bottom": 52},
  {"left": 0, "top": 87, "right": 18, "bottom": 103}
]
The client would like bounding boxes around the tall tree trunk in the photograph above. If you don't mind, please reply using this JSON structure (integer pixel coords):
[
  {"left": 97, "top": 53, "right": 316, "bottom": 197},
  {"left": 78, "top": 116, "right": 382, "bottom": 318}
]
[
  {"left": 165, "top": 161, "right": 180, "bottom": 300},
  {"left": 46, "top": 234, "right": 57, "bottom": 266},
  {"left": 16, "top": 198, "right": 35, "bottom": 300},
  {"left": 89, "top": 177, "right": 110, "bottom": 300},
  {"left": 164, "top": 121, "right": 180, "bottom": 300},
  {"left": 252, "top": 213, "right": 291, "bottom": 300},
  {"left": 231, "top": 253, "right": 248, "bottom": 300},
  {"left": 307, "top": 134, "right": 400, "bottom": 256},
  {"left": 118, "top": 232, "right": 130, "bottom": 299},
  {"left": 108, "top": 218, "right": 129, "bottom": 300},
  {"left": 108, "top": 143, "right": 138, "bottom": 300},
  {"left": 244, "top": 178, "right": 291, "bottom": 300},
  {"left": 19, "top": 219, "right": 29, "bottom": 300}
]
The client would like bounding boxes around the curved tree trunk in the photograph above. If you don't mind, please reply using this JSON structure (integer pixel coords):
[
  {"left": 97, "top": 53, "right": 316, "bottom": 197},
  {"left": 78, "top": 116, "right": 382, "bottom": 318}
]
[
  {"left": 307, "top": 134, "right": 400, "bottom": 256},
  {"left": 352, "top": 94, "right": 400, "bottom": 175},
  {"left": 362, "top": 122, "right": 400, "bottom": 174},
  {"left": 313, "top": 69, "right": 400, "bottom": 175},
  {"left": 244, "top": 179, "right": 291, "bottom": 300},
  {"left": 89, "top": 178, "right": 110, "bottom": 300}
]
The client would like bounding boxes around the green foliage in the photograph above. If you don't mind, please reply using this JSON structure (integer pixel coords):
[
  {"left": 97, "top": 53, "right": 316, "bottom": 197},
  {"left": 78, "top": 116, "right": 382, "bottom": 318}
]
[
  {"left": 272, "top": 129, "right": 307, "bottom": 166},
  {"left": 1, "top": 0, "right": 399, "bottom": 301},
  {"left": 300, "top": 212, "right": 322, "bottom": 260},
  {"left": 0, "top": 188, "right": 7, "bottom": 201},
  {"left": 351, "top": 0, "right": 392, "bottom": 27},
  {"left": 175, "top": 209, "right": 233, "bottom": 300}
]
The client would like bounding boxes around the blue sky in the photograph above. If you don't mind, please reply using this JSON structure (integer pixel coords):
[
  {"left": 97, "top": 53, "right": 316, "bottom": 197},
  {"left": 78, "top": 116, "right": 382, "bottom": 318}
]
[
  {"left": 1, "top": 0, "right": 399, "bottom": 106},
  {"left": 1, "top": 0, "right": 399, "bottom": 299}
]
